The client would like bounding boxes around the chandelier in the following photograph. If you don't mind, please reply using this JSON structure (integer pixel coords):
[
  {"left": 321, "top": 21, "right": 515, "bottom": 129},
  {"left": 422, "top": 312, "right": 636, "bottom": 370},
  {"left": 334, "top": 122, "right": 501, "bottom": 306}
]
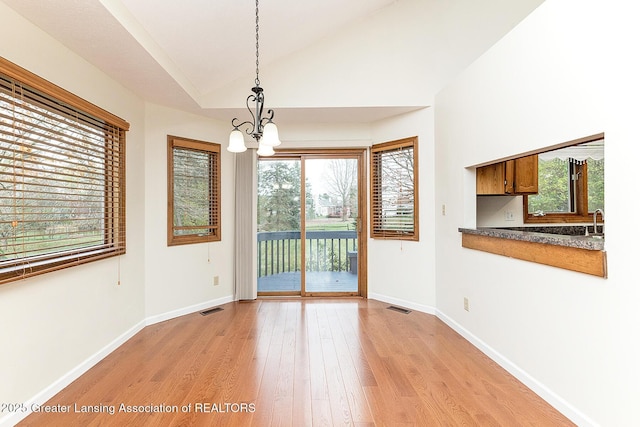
[{"left": 227, "top": 0, "right": 281, "bottom": 156}]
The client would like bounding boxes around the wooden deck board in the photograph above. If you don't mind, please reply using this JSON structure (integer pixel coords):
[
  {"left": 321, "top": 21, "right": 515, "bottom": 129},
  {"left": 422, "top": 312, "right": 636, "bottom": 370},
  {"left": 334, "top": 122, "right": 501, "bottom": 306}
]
[{"left": 258, "top": 271, "right": 358, "bottom": 292}]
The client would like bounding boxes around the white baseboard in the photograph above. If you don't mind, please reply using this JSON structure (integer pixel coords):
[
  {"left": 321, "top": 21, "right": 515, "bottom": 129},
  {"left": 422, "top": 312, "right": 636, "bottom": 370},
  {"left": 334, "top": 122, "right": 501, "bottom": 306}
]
[
  {"left": 144, "top": 295, "right": 235, "bottom": 326},
  {"left": 3, "top": 294, "right": 598, "bottom": 427},
  {"left": 1, "top": 319, "right": 145, "bottom": 427},
  {"left": 1, "top": 295, "right": 234, "bottom": 427},
  {"left": 435, "top": 309, "right": 599, "bottom": 427},
  {"left": 367, "top": 294, "right": 598, "bottom": 427},
  {"left": 368, "top": 292, "right": 436, "bottom": 315}
]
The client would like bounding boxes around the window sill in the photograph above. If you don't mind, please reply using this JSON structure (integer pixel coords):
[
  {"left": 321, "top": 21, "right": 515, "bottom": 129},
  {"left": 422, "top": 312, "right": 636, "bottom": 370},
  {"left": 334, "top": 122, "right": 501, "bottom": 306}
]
[
  {"left": 458, "top": 228, "right": 607, "bottom": 278},
  {"left": 524, "top": 214, "right": 594, "bottom": 224},
  {"left": 0, "top": 247, "right": 124, "bottom": 285}
]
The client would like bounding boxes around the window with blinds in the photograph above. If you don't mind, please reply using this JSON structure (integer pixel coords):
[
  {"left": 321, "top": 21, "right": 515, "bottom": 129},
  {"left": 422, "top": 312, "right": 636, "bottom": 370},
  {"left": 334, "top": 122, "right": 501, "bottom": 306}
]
[
  {"left": 167, "top": 136, "right": 221, "bottom": 246},
  {"left": 370, "top": 137, "right": 419, "bottom": 241},
  {"left": 0, "top": 57, "right": 128, "bottom": 285}
]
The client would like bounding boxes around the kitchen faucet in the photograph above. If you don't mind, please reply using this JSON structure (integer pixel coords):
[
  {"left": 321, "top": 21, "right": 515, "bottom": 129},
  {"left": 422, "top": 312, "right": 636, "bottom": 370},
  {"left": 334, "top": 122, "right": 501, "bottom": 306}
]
[{"left": 593, "top": 209, "right": 604, "bottom": 235}]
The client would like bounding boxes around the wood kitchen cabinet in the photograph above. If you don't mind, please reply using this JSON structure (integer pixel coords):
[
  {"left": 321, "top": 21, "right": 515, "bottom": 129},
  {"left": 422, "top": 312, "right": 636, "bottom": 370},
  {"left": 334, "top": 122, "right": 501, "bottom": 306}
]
[
  {"left": 476, "top": 162, "right": 507, "bottom": 195},
  {"left": 476, "top": 154, "right": 538, "bottom": 195},
  {"left": 512, "top": 154, "right": 537, "bottom": 194}
]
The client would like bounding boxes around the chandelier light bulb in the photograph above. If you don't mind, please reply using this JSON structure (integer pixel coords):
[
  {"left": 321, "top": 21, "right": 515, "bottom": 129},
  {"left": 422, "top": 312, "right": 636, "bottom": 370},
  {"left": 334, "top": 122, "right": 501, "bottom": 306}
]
[
  {"left": 257, "top": 142, "right": 275, "bottom": 157},
  {"left": 227, "top": 129, "right": 247, "bottom": 153},
  {"left": 261, "top": 121, "right": 281, "bottom": 147}
]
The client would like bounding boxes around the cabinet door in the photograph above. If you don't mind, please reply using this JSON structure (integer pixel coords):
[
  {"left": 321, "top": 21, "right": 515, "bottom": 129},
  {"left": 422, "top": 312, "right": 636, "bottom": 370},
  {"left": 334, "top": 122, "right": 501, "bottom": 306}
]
[
  {"left": 476, "top": 162, "right": 506, "bottom": 195},
  {"left": 504, "top": 160, "right": 515, "bottom": 194},
  {"left": 514, "top": 154, "right": 538, "bottom": 194}
]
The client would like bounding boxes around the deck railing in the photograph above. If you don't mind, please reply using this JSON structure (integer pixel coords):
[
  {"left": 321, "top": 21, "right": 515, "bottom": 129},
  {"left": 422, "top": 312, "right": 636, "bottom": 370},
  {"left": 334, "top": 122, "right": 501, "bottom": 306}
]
[{"left": 257, "top": 230, "right": 357, "bottom": 277}]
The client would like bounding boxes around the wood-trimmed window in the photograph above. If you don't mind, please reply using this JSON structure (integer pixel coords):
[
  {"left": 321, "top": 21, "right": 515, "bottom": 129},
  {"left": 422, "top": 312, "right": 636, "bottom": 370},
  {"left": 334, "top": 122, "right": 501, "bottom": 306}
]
[
  {"left": 167, "top": 136, "right": 221, "bottom": 246},
  {"left": 524, "top": 136, "right": 604, "bottom": 223},
  {"left": 370, "top": 136, "right": 419, "bottom": 241},
  {"left": 0, "top": 57, "right": 128, "bottom": 285}
]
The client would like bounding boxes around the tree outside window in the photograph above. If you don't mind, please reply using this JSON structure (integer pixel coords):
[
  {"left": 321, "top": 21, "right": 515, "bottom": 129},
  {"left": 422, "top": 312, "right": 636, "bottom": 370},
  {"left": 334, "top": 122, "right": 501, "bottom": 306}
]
[
  {"left": 525, "top": 138, "right": 604, "bottom": 223},
  {"left": 370, "top": 137, "right": 419, "bottom": 241},
  {"left": 1, "top": 59, "right": 127, "bottom": 285},
  {"left": 167, "top": 136, "right": 221, "bottom": 246}
]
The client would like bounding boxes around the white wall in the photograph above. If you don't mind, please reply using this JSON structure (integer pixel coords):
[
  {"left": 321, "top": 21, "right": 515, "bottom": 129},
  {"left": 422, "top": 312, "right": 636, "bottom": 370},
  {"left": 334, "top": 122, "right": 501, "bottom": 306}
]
[
  {"left": 0, "top": 0, "right": 146, "bottom": 416},
  {"left": 369, "top": 108, "right": 437, "bottom": 312},
  {"left": 6, "top": 0, "right": 637, "bottom": 425},
  {"left": 476, "top": 195, "right": 525, "bottom": 227},
  {"left": 143, "top": 103, "right": 235, "bottom": 318},
  {"left": 435, "top": 1, "right": 640, "bottom": 425},
  {"left": 205, "top": 0, "right": 544, "bottom": 110}
]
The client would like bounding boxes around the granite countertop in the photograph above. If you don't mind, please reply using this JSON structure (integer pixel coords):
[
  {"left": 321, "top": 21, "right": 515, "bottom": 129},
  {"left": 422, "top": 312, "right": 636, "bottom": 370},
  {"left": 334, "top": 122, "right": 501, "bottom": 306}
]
[{"left": 458, "top": 227, "right": 605, "bottom": 251}]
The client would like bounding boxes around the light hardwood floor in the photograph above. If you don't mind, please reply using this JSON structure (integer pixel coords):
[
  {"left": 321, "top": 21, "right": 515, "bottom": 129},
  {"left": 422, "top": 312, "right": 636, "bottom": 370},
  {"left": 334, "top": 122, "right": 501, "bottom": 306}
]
[{"left": 19, "top": 298, "right": 574, "bottom": 426}]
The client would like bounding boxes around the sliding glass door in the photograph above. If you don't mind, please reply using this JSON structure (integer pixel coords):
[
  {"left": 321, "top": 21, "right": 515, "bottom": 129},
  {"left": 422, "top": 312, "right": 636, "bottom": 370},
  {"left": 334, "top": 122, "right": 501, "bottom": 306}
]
[
  {"left": 304, "top": 157, "right": 359, "bottom": 295},
  {"left": 257, "top": 150, "right": 365, "bottom": 296},
  {"left": 256, "top": 158, "right": 302, "bottom": 295}
]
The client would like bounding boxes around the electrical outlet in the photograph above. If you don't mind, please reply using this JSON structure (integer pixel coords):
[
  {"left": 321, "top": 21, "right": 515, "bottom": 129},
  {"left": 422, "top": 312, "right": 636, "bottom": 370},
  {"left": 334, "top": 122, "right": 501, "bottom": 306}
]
[
  {"left": 464, "top": 297, "right": 469, "bottom": 312},
  {"left": 504, "top": 210, "right": 515, "bottom": 221},
  {"left": 441, "top": 204, "right": 446, "bottom": 216},
  {"left": 213, "top": 276, "right": 219, "bottom": 286}
]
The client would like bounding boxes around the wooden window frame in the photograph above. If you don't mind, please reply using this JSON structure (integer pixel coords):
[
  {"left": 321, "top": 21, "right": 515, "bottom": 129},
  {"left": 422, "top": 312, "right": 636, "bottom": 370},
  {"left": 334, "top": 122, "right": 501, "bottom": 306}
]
[
  {"left": 0, "top": 57, "right": 128, "bottom": 285},
  {"left": 369, "top": 136, "right": 419, "bottom": 241},
  {"left": 167, "top": 135, "right": 221, "bottom": 246},
  {"left": 523, "top": 135, "right": 603, "bottom": 224}
]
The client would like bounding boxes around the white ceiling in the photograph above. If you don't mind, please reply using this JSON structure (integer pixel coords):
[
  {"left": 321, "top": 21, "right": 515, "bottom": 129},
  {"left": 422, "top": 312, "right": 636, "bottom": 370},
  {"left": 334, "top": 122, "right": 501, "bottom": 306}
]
[
  {"left": 2, "top": 0, "right": 542, "bottom": 124},
  {"left": 118, "top": 0, "right": 397, "bottom": 97}
]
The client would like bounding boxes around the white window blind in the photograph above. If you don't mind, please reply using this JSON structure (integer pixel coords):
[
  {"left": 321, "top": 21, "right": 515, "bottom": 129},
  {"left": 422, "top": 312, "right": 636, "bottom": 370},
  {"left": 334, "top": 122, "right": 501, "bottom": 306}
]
[
  {"left": 0, "top": 59, "right": 127, "bottom": 285},
  {"left": 370, "top": 137, "right": 419, "bottom": 240}
]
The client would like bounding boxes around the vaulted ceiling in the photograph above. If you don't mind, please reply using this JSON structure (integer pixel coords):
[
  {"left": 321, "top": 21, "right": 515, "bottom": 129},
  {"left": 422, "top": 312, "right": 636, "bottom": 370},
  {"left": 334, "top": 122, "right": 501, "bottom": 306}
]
[{"left": 3, "top": 0, "right": 544, "bottom": 124}]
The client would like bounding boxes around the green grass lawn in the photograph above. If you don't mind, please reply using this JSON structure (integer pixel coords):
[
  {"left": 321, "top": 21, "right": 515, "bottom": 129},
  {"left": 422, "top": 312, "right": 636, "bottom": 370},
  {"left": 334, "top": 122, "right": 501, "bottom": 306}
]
[{"left": 305, "top": 218, "right": 355, "bottom": 231}]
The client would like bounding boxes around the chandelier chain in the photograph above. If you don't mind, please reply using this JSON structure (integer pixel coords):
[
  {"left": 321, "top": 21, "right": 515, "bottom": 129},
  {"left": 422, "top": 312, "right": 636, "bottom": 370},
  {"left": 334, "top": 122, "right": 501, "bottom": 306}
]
[
  {"left": 228, "top": 0, "right": 279, "bottom": 154},
  {"left": 255, "top": 0, "right": 260, "bottom": 86}
]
